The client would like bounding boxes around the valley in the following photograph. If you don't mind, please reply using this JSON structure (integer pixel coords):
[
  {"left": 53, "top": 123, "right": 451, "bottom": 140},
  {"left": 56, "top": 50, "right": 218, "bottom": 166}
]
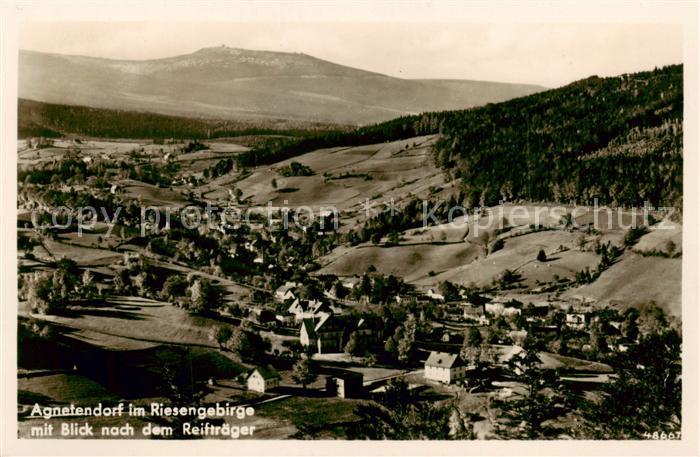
[{"left": 16, "top": 62, "right": 683, "bottom": 441}]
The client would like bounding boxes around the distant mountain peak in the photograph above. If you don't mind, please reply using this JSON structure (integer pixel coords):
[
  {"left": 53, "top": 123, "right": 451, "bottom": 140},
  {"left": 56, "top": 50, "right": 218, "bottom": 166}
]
[
  {"left": 19, "top": 47, "right": 544, "bottom": 125},
  {"left": 194, "top": 45, "right": 246, "bottom": 55}
]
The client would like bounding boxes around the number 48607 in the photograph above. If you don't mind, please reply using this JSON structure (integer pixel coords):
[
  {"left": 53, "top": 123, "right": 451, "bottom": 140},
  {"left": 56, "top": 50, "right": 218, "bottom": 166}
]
[{"left": 643, "top": 431, "right": 681, "bottom": 440}]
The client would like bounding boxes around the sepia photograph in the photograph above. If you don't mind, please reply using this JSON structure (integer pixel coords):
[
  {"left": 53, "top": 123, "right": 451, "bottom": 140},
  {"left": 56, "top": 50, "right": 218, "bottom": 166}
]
[{"left": 1, "top": 1, "right": 699, "bottom": 455}]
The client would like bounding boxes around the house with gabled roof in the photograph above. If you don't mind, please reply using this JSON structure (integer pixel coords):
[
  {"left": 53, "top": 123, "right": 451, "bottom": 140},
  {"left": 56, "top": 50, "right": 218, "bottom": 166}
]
[
  {"left": 354, "top": 316, "right": 384, "bottom": 345},
  {"left": 426, "top": 288, "right": 445, "bottom": 301},
  {"left": 246, "top": 366, "right": 281, "bottom": 393},
  {"left": 424, "top": 351, "right": 468, "bottom": 384},
  {"left": 275, "top": 281, "right": 299, "bottom": 301},
  {"left": 288, "top": 298, "right": 330, "bottom": 322},
  {"left": 300, "top": 314, "right": 346, "bottom": 354}
]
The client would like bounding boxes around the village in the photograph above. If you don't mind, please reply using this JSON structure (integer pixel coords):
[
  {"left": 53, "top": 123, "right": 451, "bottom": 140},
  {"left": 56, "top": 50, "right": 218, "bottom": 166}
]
[{"left": 239, "top": 278, "right": 626, "bottom": 395}]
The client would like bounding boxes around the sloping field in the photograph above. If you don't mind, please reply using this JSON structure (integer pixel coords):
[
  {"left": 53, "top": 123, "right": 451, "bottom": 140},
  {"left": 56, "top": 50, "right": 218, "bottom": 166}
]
[
  {"left": 19, "top": 296, "right": 220, "bottom": 350},
  {"left": 415, "top": 230, "right": 600, "bottom": 287},
  {"left": 39, "top": 239, "right": 122, "bottom": 266},
  {"left": 18, "top": 373, "right": 118, "bottom": 405},
  {"left": 401, "top": 223, "right": 470, "bottom": 244},
  {"left": 634, "top": 220, "right": 682, "bottom": 254},
  {"left": 206, "top": 136, "right": 443, "bottom": 211},
  {"left": 18, "top": 146, "right": 71, "bottom": 167},
  {"left": 564, "top": 252, "right": 681, "bottom": 317},
  {"left": 317, "top": 241, "right": 481, "bottom": 282},
  {"left": 120, "top": 179, "right": 190, "bottom": 209},
  {"left": 319, "top": 221, "right": 606, "bottom": 287}
]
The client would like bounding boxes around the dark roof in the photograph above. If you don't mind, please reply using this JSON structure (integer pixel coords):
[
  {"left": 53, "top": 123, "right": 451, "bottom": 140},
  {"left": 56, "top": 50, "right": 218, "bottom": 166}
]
[
  {"left": 248, "top": 365, "right": 280, "bottom": 381},
  {"left": 356, "top": 316, "right": 383, "bottom": 330},
  {"left": 425, "top": 351, "right": 465, "bottom": 369},
  {"left": 301, "top": 318, "right": 317, "bottom": 338},
  {"left": 314, "top": 314, "right": 344, "bottom": 333},
  {"left": 328, "top": 370, "right": 363, "bottom": 381}
]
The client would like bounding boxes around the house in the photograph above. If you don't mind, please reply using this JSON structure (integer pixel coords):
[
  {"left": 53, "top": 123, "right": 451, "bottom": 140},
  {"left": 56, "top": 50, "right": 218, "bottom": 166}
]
[
  {"left": 485, "top": 303, "right": 504, "bottom": 316},
  {"left": 463, "top": 304, "right": 489, "bottom": 325},
  {"left": 243, "top": 240, "right": 258, "bottom": 253},
  {"left": 300, "top": 314, "right": 346, "bottom": 354},
  {"left": 275, "top": 282, "right": 299, "bottom": 301},
  {"left": 424, "top": 351, "right": 468, "bottom": 384},
  {"left": 324, "top": 282, "right": 348, "bottom": 300},
  {"left": 566, "top": 312, "right": 587, "bottom": 330},
  {"left": 426, "top": 289, "right": 445, "bottom": 301},
  {"left": 342, "top": 277, "right": 360, "bottom": 290},
  {"left": 508, "top": 329, "right": 528, "bottom": 346},
  {"left": 246, "top": 366, "right": 281, "bottom": 393},
  {"left": 249, "top": 308, "right": 277, "bottom": 327},
  {"left": 502, "top": 306, "right": 522, "bottom": 317},
  {"left": 485, "top": 302, "right": 521, "bottom": 317},
  {"left": 497, "top": 345, "right": 537, "bottom": 375},
  {"left": 354, "top": 316, "right": 384, "bottom": 346},
  {"left": 523, "top": 302, "right": 551, "bottom": 317},
  {"left": 288, "top": 298, "right": 330, "bottom": 322},
  {"left": 326, "top": 371, "right": 364, "bottom": 398}
]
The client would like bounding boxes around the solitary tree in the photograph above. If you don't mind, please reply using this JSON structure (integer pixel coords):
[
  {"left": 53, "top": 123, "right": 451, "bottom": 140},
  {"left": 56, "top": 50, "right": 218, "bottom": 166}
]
[
  {"left": 467, "top": 327, "right": 484, "bottom": 347},
  {"left": 460, "top": 327, "right": 486, "bottom": 366},
  {"left": 209, "top": 325, "right": 233, "bottom": 350},
  {"left": 666, "top": 240, "right": 677, "bottom": 255},
  {"left": 80, "top": 269, "right": 98, "bottom": 300},
  {"left": 188, "top": 280, "right": 206, "bottom": 313},
  {"left": 225, "top": 327, "right": 253, "bottom": 361},
  {"left": 291, "top": 358, "right": 317, "bottom": 391},
  {"left": 344, "top": 331, "right": 360, "bottom": 357},
  {"left": 536, "top": 249, "right": 547, "bottom": 262},
  {"left": 26, "top": 272, "right": 62, "bottom": 314}
]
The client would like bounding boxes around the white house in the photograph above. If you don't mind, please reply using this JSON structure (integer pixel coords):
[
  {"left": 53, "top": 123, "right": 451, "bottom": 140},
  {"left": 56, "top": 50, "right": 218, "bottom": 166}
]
[
  {"left": 275, "top": 281, "right": 299, "bottom": 301},
  {"left": 485, "top": 302, "right": 504, "bottom": 316},
  {"left": 424, "top": 351, "right": 467, "bottom": 384},
  {"left": 426, "top": 289, "right": 445, "bottom": 301},
  {"left": 485, "top": 302, "right": 521, "bottom": 317},
  {"left": 288, "top": 298, "right": 329, "bottom": 322},
  {"left": 566, "top": 312, "right": 587, "bottom": 330},
  {"left": 246, "top": 366, "right": 281, "bottom": 393}
]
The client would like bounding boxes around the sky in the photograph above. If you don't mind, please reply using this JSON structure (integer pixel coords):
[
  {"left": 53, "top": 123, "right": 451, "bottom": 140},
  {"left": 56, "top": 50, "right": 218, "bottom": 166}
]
[{"left": 19, "top": 22, "right": 683, "bottom": 87}]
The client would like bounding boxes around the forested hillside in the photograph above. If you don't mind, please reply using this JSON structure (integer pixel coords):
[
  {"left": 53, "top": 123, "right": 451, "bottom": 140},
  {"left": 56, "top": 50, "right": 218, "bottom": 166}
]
[
  {"left": 17, "top": 99, "right": 342, "bottom": 139},
  {"left": 434, "top": 65, "right": 682, "bottom": 208}
]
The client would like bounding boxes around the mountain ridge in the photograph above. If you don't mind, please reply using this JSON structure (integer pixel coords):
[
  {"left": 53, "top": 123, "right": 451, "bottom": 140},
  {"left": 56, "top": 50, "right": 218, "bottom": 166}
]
[{"left": 19, "top": 47, "right": 545, "bottom": 125}]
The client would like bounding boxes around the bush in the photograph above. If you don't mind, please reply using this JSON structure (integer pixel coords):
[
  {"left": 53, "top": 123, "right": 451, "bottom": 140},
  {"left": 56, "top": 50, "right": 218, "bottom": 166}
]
[
  {"left": 278, "top": 161, "right": 314, "bottom": 177},
  {"left": 490, "top": 238, "right": 505, "bottom": 254},
  {"left": 536, "top": 249, "right": 547, "bottom": 262}
]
